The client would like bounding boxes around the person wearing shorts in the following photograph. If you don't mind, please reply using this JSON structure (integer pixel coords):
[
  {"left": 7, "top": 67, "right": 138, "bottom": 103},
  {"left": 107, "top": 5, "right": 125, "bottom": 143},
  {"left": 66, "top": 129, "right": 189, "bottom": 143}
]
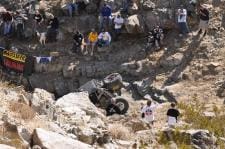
[
  {"left": 88, "top": 29, "right": 98, "bottom": 56},
  {"left": 197, "top": 5, "right": 209, "bottom": 37}
]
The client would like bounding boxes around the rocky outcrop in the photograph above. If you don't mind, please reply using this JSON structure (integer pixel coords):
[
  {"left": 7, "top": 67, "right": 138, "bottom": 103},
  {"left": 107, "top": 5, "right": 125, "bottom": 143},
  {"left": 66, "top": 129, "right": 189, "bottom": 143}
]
[
  {"left": 125, "top": 15, "right": 145, "bottom": 34},
  {"left": 162, "top": 128, "right": 217, "bottom": 149},
  {"left": 32, "top": 128, "right": 92, "bottom": 149},
  {"left": 31, "top": 88, "right": 55, "bottom": 115}
]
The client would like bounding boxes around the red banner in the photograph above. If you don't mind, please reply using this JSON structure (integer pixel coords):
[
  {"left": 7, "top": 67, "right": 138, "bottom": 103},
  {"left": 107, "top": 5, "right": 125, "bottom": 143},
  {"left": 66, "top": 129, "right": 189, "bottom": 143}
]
[{"left": 3, "top": 58, "right": 24, "bottom": 72}]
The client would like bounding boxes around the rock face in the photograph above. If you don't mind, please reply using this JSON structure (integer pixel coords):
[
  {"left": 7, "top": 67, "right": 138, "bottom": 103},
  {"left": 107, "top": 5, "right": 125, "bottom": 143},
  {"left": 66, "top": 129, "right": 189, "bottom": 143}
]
[
  {"left": 55, "top": 92, "right": 104, "bottom": 118},
  {"left": 162, "top": 128, "right": 217, "bottom": 149},
  {"left": 55, "top": 92, "right": 106, "bottom": 144},
  {"left": 125, "top": 15, "right": 145, "bottom": 34},
  {"left": 186, "top": 129, "right": 217, "bottom": 149},
  {"left": 32, "top": 128, "right": 92, "bottom": 149},
  {"left": 160, "top": 53, "right": 184, "bottom": 68},
  {"left": 31, "top": 88, "right": 55, "bottom": 115}
]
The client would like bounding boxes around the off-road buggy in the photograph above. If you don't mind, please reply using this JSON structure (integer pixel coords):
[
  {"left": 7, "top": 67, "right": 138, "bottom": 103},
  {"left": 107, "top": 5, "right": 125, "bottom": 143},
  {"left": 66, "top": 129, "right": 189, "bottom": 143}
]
[{"left": 79, "top": 73, "right": 129, "bottom": 115}]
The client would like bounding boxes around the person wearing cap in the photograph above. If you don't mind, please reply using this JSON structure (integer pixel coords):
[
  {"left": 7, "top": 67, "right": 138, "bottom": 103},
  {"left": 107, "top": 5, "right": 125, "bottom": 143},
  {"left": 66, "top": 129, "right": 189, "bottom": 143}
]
[
  {"left": 98, "top": 30, "right": 111, "bottom": 47},
  {"left": 113, "top": 14, "right": 124, "bottom": 40},
  {"left": 166, "top": 102, "right": 180, "bottom": 127},
  {"left": 177, "top": 5, "right": 189, "bottom": 36},
  {"left": 88, "top": 29, "right": 98, "bottom": 56},
  {"left": 197, "top": 4, "right": 209, "bottom": 37}
]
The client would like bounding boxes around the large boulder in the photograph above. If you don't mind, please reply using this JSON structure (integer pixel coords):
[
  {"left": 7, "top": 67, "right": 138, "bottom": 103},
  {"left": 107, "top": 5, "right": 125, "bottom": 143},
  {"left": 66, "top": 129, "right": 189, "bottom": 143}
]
[
  {"left": 141, "top": 0, "right": 156, "bottom": 10},
  {"left": 185, "top": 129, "right": 217, "bottom": 149},
  {"left": 160, "top": 53, "right": 184, "bottom": 68},
  {"left": 55, "top": 92, "right": 104, "bottom": 119},
  {"left": 125, "top": 15, "right": 145, "bottom": 34},
  {"left": 143, "top": 9, "right": 174, "bottom": 30},
  {"left": 31, "top": 88, "right": 55, "bottom": 115},
  {"left": 161, "top": 128, "right": 217, "bottom": 149},
  {"left": 32, "top": 128, "right": 92, "bottom": 149}
]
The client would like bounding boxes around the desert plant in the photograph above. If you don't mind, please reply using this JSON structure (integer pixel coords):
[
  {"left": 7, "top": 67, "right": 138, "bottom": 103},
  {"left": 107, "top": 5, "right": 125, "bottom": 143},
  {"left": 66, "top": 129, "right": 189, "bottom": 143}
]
[
  {"left": 9, "top": 102, "right": 36, "bottom": 120},
  {"left": 108, "top": 123, "right": 133, "bottom": 140},
  {"left": 177, "top": 100, "right": 225, "bottom": 148}
]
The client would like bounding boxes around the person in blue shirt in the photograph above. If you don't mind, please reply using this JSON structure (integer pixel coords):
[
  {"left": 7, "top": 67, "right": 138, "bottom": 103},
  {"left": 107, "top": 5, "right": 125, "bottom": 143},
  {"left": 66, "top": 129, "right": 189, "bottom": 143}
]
[{"left": 99, "top": 3, "right": 112, "bottom": 30}]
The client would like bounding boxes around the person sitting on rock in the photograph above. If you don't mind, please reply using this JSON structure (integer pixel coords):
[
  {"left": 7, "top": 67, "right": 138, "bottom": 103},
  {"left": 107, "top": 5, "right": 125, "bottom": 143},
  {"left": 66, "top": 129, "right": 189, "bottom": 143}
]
[
  {"left": 99, "top": 3, "right": 112, "bottom": 30},
  {"left": 98, "top": 30, "right": 111, "bottom": 47},
  {"left": 113, "top": 14, "right": 124, "bottom": 40},
  {"left": 88, "top": 28, "right": 98, "bottom": 56},
  {"left": 152, "top": 25, "right": 164, "bottom": 50},
  {"left": 166, "top": 102, "right": 180, "bottom": 127},
  {"left": 72, "top": 30, "right": 85, "bottom": 53}
]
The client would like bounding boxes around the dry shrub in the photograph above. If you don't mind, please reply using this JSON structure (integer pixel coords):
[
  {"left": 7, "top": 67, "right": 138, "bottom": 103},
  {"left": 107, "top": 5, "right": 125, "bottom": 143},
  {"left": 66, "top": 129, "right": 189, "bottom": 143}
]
[
  {"left": 108, "top": 123, "right": 132, "bottom": 140},
  {"left": 10, "top": 102, "right": 36, "bottom": 120}
]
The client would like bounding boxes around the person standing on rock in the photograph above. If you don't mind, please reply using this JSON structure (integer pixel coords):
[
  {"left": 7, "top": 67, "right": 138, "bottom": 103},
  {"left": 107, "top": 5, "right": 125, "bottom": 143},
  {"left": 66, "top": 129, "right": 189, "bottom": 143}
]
[
  {"left": 166, "top": 102, "right": 180, "bottom": 127},
  {"left": 99, "top": 3, "right": 112, "bottom": 30},
  {"left": 177, "top": 5, "right": 190, "bottom": 36},
  {"left": 113, "top": 14, "right": 124, "bottom": 40},
  {"left": 197, "top": 5, "right": 209, "bottom": 37},
  {"left": 141, "top": 100, "right": 158, "bottom": 128}
]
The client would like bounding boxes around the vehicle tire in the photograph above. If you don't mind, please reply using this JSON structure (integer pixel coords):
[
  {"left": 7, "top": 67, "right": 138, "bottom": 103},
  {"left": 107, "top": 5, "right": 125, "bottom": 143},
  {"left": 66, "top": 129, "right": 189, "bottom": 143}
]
[
  {"left": 115, "top": 98, "right": 129, "bottom": 114},
  {"left": 103, "top": 73, "right": 123, "bottom": 91}
]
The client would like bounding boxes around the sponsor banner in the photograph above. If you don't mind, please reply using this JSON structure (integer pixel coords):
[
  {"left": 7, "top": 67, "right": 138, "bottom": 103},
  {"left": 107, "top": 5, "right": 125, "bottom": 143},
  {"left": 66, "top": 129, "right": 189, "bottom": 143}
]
[
  {"left": 2, "top": 50, "right": 26, "bottom": 72},
  {"left": 3, "top": 50, "right": 26, "bottom": 63},
  {"left": 3, "top": 58, "right": 24, "bottom": 72}
]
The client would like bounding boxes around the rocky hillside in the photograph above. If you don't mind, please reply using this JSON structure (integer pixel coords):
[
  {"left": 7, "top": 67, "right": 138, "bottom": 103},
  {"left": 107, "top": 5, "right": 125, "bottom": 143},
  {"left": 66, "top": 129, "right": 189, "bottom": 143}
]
[{"left": 0, "top": 0, "right": 224, "bottom": 148}]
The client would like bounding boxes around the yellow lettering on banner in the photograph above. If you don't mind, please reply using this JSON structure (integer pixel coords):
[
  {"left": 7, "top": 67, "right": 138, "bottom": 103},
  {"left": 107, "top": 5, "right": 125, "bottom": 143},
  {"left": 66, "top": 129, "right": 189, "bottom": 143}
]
[{"left": 3, "top": 50, "right": 26, "bottom": 63}]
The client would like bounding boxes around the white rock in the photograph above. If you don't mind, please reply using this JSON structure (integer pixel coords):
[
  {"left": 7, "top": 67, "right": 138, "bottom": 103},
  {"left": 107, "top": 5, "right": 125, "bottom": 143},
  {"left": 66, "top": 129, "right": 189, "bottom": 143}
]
[
  {"left": 0, "top": 144, "right": 16, "bottom": 149},
  {"left": 32, "top": 88, "right": 55, "bottom": 115},
  {"left": 33, "top": 128, "right": 92, "bottom": 149},
  {"left": 55, "top": 92, "right": 104, "bottom": 119}
]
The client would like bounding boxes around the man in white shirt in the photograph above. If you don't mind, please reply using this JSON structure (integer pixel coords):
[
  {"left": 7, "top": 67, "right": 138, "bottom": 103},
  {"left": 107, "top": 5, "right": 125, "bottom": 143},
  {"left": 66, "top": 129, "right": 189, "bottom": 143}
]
[
  {"left": 98, "top": 30, "right": 111, "bottom": 47},
  {"left": 141, "top": 100, "right": 158, "bottom": 127},
  {"left": 114, "top": 14, "right": 124, "bottom": 39},
  {"left": 177, "top": 5, "right": 189, "bottom": 36}
]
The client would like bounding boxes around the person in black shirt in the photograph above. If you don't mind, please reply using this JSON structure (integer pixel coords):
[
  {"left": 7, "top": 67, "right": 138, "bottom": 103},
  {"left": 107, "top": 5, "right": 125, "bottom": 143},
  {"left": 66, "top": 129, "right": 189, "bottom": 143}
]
[
  {"left": 166, "top": 102, "right": 180, "bottom": 127},
  {"left": 197, "top": 5, "right": 209, "bottom": 37},
  {"left": 72, "top": 31, "right": 84, "bottom": 53},
  {"left": 33, "top": 11, "right": 43, "bottom": 33},
  {"left": 33, "top": 11, "right": 42, "bottom": 25},
  {"left": 48, "top": 16, "right": 59, "bottom": 30}
]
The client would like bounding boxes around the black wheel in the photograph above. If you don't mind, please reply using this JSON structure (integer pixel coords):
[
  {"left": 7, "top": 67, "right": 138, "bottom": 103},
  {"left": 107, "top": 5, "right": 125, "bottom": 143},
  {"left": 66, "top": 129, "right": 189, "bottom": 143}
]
[
  {"left": 103, "top": 73, "right": 123, "bottom": 91},
  {"left": 115, "top": 98, "right": 129, "bottom": 114}
]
